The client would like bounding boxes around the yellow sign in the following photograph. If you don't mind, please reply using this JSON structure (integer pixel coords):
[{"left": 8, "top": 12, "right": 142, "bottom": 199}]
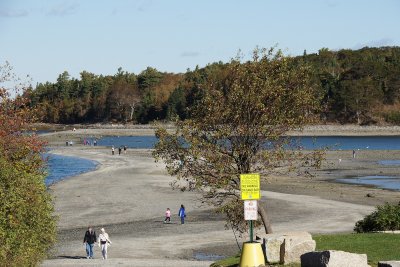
[{"left": 240, "top": 173, "right": 260, "bottom": 200}]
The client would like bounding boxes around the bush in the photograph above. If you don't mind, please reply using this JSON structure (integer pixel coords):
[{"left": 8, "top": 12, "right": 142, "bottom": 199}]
[
  {"left": 384, "top": 111, "right": 400, "bottom": 125},
  {"left": 354, "top": 202, "right": 400, "bottom": 233},
  {"left": 0, "top": 156, "right": 57, "bottom": 266},
  {"left": 0, "top": 62, "right": 57, "bottom": 266}
]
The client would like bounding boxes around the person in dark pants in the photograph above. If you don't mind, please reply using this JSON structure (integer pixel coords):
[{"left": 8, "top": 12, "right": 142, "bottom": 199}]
[
  {"left": 118, "top": 146, "right": 122, "bottom": 155},
  {"left": 83, "top": 226, "right": 97, "bottom": 259},
  {"left": 178, "top": 204, "right": 186, "bottom": 224}
]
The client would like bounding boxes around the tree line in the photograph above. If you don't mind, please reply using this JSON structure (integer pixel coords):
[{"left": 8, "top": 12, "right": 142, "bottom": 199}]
[{"left": 29, "top": 46, "right": 400, "bottom": 125}]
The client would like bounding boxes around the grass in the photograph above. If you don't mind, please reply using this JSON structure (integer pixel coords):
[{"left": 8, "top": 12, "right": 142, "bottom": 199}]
[
  {"left": 315, "top": 233, "right": 400, "bottom": 266},
  {"left": 211, "top": 233, "right": 400, "bottom": 267}
]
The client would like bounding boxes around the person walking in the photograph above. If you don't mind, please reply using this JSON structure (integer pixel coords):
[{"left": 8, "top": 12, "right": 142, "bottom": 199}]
[
  {"left": 111, "top": 146, "right": 115, "bottom": 155},
  {"left": 164, "top": 208, "right": 171, "bottom": 223},
  {"left": 98, "top": 228, "right": 112, "bottom": 260},
  {"left": 123, "top": 145, "right": 127, "bottom": 154},
  {"left": 118, "top": 146, "right": 122, "bottom": 155},
  {"left": 178, "top": 204, "right": 186, "bottom": 224},
  {"left": 83, "top": 226, "right": 97, "bottom": 259}
]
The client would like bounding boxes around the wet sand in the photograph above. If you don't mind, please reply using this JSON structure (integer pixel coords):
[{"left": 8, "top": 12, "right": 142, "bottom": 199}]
[{"left": 40, "top": 127, "right": 400, "bottom": 266}]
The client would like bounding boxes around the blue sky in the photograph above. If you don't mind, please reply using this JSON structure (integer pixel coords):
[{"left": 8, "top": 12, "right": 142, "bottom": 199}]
[{"left": 1, "top": 0, "right": 399, "bottom": 85}]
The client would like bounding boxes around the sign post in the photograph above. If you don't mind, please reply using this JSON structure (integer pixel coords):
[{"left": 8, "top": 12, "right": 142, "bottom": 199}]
[
  {"left": 244, "top": 200, "right": 258, "bottom": 242},
  {"left": 239, "top": 173, "right": 265, "bottom": 267},
  {"left": 240, "top": 173, "right": 260, "bottom": 242}
]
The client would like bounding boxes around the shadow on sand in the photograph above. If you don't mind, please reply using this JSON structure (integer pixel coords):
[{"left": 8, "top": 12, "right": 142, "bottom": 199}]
[{"left": 57, "top": 255, "right": 87, "bottom": 259}]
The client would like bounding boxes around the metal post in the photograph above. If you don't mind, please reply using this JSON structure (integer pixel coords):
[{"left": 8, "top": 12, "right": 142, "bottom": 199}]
[{"left": 250, "top": 220, "right": 253, "bottom": 242}]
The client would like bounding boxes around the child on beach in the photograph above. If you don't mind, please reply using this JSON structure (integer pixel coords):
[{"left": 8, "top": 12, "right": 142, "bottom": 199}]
[
  {"left": 178, "top": 204, "right": 186, "bottom": 224},
  {"left": 164, "top": 208, "right": 171, "bottom": 223}
]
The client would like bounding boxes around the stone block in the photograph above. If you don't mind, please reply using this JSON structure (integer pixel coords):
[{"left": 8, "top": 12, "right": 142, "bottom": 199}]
[
  {"left": 301, "top": 250, "right": 368, "bottom": 267},
  {"left": 264, "top": 236, "right": 284, "bottom": 263},
  {"left": 281, "top": 236, "right": 316, "bottom": 264},
  {"left": 259, "top": 231, "right": 315, "bottom": 264},
  {"left": 378, "top": 261, "right": 400, "bottom": 267}
]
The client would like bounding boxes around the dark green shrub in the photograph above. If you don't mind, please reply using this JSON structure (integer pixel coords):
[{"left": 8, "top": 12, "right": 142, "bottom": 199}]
[
  {"left": 354, "top": 202, "right": 400, "bottom": 233},
  {"left": 384, "top": 111, "right": 400, "bottom": 125}
]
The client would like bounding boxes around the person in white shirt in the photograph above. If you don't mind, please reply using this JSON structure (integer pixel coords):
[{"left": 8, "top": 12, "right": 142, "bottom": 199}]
[{"left": 98, "top": 228, "right": 112, "bottom": 260}]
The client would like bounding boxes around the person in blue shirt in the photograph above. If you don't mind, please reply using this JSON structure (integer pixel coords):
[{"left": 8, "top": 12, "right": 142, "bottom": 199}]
[{"left": 178, "top": 204, "right": 186, "bottom": 224}]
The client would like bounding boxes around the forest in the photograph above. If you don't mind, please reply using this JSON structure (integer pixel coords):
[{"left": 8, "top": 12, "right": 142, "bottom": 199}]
[{"left": 28, "top": 46, "right": 400, "bottom": 125}]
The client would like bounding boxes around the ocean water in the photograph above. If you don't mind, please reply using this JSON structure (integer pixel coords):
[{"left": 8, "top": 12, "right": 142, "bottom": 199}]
[
  {"left": 379, "top": 160, "right": 400, "bottom": 166},
  {"left": 44, "top": 153, "right": 98, "bottom": 186},
  {"left": 337, "top": 175, "right": 400, "bottom": 191},
  {"left": 97, "top": 135, "right": 400, "bottom": 150},
  {"left": 47, "top": 135, "right": 400, "bottom": 190},
  {"left": 96, "top": 136, "right": 157, "bottom": 149}
]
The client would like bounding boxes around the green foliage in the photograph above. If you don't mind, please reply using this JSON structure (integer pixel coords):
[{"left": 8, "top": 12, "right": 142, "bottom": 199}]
[
  {"left": 384, "top": 111, "right": 400, "bottom": 124},
  {"left": 166, "top": 87, "right": 187, "bottom": 120},
  {"left": 210, "top": 254, "right": 240, "bottom": 267},
  {"left": 354, "top": 202, "right": 400, "bottom": 233},
  {"left": 27, "top": 46, "right": 400, "bottom": 125},
  {"left": 30, "top": 67, "right": 182, "bottom": 124},
  {"left": 0, "top": 157, "right": 57, "bottom": 266},
  {"left": 0, "top": 62, "right": 57, "bottom": 266}
]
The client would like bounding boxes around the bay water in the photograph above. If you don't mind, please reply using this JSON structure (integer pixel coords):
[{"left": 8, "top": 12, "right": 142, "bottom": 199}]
[
  {"left": 44, "top": 153, "right": 98, "bottom": 186},
  {"left": 96, "top": 135, "right": 400, "bottom": 150},
  {"left": 47, "top": 135, "right": 400, "bottom": 190}
]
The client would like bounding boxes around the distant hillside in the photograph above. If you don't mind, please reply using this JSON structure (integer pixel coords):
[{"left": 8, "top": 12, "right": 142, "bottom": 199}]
[{"left": 29, "top": 46, "right": 400, "bottom": 125}]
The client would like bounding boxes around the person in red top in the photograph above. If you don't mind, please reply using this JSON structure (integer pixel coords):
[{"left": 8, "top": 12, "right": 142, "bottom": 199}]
[{"left": 164, "top": 208, "right": 171, "bottom": 223}]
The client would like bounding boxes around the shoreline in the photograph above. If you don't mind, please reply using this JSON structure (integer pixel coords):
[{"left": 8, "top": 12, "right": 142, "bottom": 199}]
[{"left": 37, "top": 124, "right": 400, "bottom": 142}]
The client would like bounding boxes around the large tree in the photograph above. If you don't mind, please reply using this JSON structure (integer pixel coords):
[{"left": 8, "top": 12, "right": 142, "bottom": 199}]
[
  {"left": 153, "top": 48, "right": 324, "bottom": 234},
  {"left": 0, "top": 62, "right": 56, "bottom": 266}
]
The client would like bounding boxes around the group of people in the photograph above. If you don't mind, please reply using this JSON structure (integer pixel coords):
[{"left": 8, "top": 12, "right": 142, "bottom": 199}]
[
  {"left": 82, "top": 205, "right": 186, "bottom": 259},
  {"left": 83, "top": 138, "right": 97, "bottom": 146},
  {"left": 111, "top": 145, "right": 127, "bottom": 155},
  {"left": 164, "top": 204, "right": 186, "bottom": 224},
  {"left": 83, "top": 227, "right": 112, "bottom": 260}
]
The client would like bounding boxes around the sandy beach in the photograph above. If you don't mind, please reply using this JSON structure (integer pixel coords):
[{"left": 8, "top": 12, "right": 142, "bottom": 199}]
[{"left": 40, "top": 127, "right": 400, "bottom": 267}]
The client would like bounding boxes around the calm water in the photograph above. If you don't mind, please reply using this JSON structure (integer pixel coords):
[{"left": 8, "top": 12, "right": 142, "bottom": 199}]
[
  {"left": 338, "top": 175, "right": 400, "bottom": 191},
  {"left": 96, "top": 136, "right": 157, "bottom": 149},
  {"left": 45, "top": 153, "right": 98, "bottom": 186},
  {"left": 97, "top": 135, "right": 400, "bottom": 150},
  {"left": 47, "top": 135, "right": 400, "bottom": 190},
  {"left": 379, "top": 160, "right": 400, "bottom": 166}
]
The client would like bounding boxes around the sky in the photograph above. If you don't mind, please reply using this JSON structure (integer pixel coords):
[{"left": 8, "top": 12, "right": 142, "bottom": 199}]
[{"left": 1, "top": 0, "right": 399, "bottom": 85}]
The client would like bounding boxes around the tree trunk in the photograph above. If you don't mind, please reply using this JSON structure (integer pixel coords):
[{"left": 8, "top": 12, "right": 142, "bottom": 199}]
[
  {"left": 258, "top": 200, "right": 273, "bottom": 234},
  {"left": 130, "top": 104, "right": 135, "bottom": 121}
]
